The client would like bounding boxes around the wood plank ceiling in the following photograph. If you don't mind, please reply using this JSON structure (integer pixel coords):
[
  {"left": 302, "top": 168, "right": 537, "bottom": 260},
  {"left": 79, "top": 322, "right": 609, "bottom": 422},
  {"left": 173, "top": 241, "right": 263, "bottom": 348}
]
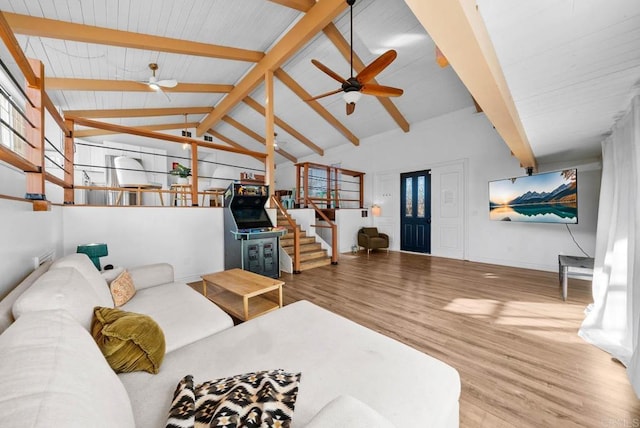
[{"left": 0, "top": 0, "right": 480, "bottom": 164}]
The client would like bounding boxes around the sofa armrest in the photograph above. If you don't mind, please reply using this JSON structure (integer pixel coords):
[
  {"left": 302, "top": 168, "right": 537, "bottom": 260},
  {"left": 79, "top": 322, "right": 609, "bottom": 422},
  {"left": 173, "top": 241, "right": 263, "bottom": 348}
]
[
  {"left": 357, "top": 233, "right": 370, "bottom": 247},
  {"left": 379, "top": 233, "right": 389, "bottom": 244},
  {"left": 128, "top": 263, "right": 174, "bottom": 290}
]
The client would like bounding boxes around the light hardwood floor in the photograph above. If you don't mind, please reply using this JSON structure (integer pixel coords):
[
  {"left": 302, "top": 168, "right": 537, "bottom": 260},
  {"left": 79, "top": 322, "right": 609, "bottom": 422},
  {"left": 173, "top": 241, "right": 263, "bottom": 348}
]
[{"left": 195, "top": 252, "right": 640, "bottom": 427}]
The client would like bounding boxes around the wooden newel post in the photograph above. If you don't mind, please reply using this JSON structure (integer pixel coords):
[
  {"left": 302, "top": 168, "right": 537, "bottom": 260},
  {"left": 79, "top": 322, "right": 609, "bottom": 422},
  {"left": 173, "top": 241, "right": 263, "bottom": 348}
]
[
  {"left": 190, "top": 142, "right": 198, "bottom": 206},
  {"left": 25, "top": 58, "right": 48, "bottom": 211},
  {"left": 64, "top": 118, "right": 75, "bottom": 204},
  {"left": 265, "top": 69, "right": 275, "bottom": 207}
]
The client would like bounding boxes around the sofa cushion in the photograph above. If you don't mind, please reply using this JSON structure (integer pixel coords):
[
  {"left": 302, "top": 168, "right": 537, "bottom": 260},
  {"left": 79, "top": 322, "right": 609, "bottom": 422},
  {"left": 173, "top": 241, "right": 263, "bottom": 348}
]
[
  {"left": 305, "top": 395, "right": 396, "bottom": 428},
  {"left": 128, "top": 263, "right": 175, "bottom": 290},
  {"left": 121, "top": 282, "right": 233, "bottom": 352},
  {"left": 12, "top": 267, "right": 104, "bottom": 330},
  {"left": 92, "top": 306, "right": 166, "bottom": 374},
  {"left": 0, "top": 309, "right": 135, "bottom": 428},
  {"left": 51, "top": 253, "right": 113, "bottom": 307},
  {"left": 166, "top": 370, "right": 301, "bottom": 428},
  {"left": 110, "top": 270, "right": 136, "bottom": 306}
]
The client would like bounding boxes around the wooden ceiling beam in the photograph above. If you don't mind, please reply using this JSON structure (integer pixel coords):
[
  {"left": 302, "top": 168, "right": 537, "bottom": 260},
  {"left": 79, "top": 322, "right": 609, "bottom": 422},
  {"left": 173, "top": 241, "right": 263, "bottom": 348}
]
[
  {"left": 4, "top": 12, "right": 264, "bottom": 63},
  {"left": 72, "top": 117, "right": 267, "bottom": 159},
  {"left": 275, "top": 68, "right": 359, "bottom": 146},
  {"left": 221, "top": 116, "right": 297, "bottom": 163},
  {"left": 47, "top": 78, "right": 232, "bottom": 93},
  {"left": 208, "top": 130, "right": 265, "bottom": 164},
  {"left": 267, "top": 2, "right": 410, "bottom": 133},
  {"left": 0, "top": 12, "right": 70, "bottom": 136},
  {"left": 403, "top": 0, "right": 537, "bottom": 169},
  {"left": 270, "top": 0, "right": 410, "bottom": 132},
  {"left": 74, "top": 122, "right": 200, "bottom": 138},
  {"left": 243, "top": 96, "right": 324, "bottom": 155},
  {"left": 64, "top": 106, "right": 213, "bottom": 119},
  {"left": 321, "top": 24, "right": 410, "bottom": 132},
  {"left": 196, "top": 0, "right": 347, "bottom": 135},
  {"left": 0, "top": 11, "right": 37, "bottom": 86}
]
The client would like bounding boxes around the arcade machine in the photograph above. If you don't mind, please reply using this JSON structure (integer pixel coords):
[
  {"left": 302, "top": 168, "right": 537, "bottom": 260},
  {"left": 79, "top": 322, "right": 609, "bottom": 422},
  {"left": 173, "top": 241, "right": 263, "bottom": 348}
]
[{"left": 223, "top": 183, "right": 286, "bottom": 278}]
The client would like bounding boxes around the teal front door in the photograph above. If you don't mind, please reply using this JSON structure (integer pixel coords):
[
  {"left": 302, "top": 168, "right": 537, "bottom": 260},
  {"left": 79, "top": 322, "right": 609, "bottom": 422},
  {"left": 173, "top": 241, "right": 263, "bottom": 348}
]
[{"left": 400, "top": 170, "right": 431, "bottom": 253}]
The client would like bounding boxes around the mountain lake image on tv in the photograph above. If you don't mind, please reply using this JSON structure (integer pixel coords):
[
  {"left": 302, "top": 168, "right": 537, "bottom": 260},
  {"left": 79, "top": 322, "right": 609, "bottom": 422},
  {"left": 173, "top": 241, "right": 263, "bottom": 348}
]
[{"left": 489, "top": 169, "right": 577, "bottom": 223}]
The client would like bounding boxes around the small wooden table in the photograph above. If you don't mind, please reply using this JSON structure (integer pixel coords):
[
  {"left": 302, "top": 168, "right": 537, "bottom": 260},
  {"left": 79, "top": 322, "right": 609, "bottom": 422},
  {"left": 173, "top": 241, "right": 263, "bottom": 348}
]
[{"left": 201, "top": 269, "right": 284, "bottom": 321}]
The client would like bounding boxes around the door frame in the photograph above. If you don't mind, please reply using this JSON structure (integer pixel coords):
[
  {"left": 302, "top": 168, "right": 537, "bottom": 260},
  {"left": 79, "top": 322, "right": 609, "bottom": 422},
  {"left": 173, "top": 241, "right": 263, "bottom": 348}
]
[{"left": 372, "top": 158, "right": 467, "bottom": 259}]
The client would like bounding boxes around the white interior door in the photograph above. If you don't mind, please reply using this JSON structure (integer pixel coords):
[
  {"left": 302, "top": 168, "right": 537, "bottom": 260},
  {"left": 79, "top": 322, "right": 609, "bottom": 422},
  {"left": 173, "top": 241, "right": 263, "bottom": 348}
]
[{"left": 431, "top": 160, "right": 466, "bottom": 259}]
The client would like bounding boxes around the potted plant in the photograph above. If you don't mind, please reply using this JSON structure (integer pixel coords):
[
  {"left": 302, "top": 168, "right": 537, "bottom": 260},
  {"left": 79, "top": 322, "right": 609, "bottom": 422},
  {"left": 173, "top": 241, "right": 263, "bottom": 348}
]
[{"left": 170, "top": 163, "right": 192, "bottom": 184}]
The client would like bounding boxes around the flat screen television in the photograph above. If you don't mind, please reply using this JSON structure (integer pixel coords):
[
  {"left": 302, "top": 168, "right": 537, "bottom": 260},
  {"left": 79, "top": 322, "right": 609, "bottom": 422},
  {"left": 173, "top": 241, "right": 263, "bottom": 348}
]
[{"left": 489, "top": 169, "right": 578, "bottom": 223}]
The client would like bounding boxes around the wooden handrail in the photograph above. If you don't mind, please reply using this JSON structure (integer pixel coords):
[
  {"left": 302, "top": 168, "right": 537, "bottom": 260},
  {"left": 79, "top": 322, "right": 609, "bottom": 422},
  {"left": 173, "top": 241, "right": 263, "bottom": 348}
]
[
  {"left": 271, "top": 195, "right": 301, "bottom": 273},
  {"left": 0, "top": 144, "right": 39, "bottom": 172},
  {"left": 305, "top": 196, "right": 338, "bottom": 265}
]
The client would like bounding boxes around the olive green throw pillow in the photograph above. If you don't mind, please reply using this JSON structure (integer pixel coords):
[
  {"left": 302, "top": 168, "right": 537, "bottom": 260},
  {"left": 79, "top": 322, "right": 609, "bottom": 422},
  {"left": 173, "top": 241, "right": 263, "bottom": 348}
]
[{"left": 91, "top": 307, "right": 165, "bottom": 374}]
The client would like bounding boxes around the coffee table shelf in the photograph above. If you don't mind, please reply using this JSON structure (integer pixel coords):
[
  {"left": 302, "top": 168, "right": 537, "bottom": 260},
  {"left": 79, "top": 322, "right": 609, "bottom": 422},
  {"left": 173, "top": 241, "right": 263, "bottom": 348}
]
[
  {"left": 210, "top": 291, "right": 280, "bottom": 320},
  {"left": 201, "top": 268, "right": 284, "bottom": 321}
]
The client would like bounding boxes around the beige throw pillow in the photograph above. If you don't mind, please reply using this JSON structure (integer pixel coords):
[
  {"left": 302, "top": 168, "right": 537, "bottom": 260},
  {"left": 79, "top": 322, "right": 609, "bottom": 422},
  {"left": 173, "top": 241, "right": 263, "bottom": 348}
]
[{"left": 110, "top": 270, "right": 136, "bottom": 306}]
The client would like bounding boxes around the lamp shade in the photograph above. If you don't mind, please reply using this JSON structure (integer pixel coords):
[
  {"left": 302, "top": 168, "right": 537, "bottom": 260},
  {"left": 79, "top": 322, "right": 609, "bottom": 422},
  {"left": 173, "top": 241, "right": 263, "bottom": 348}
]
[
  {"left": 76, "top": 243, "right": 108, "bottom": 270},
  {"left": 371, "top": 204, "right": 381, "bottom": 217},
  {"left": 343, "top": 91, "right": 362, "bottom": 104}
]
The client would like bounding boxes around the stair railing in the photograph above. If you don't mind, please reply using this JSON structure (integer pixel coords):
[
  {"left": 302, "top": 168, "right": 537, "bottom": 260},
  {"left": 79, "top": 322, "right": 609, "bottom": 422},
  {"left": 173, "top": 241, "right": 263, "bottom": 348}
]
[
  {"left": 305, "top": 196, "right": 338, "bottom": 265},
  {"left": 271, "top": 196, "right": 301, "bottom": 273}
]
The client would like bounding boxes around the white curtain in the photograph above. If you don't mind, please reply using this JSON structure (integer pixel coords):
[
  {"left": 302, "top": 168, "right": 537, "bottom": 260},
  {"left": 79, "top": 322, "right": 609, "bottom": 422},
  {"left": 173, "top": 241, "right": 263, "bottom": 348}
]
[{"left": 579, "top": 95, "right": 640, "bottom": 396}]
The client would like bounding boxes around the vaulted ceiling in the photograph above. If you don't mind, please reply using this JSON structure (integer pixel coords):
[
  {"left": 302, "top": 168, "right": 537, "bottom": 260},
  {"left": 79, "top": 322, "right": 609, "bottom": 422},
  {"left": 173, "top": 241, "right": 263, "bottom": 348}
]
[{"left": 0, "top": 0, "right": 638, "bottom": 168}]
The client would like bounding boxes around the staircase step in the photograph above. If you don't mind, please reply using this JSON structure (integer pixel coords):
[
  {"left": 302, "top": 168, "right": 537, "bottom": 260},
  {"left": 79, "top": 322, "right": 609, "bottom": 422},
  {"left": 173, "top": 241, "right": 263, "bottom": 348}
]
[
  {"left": 297, "top": 249, "right": 328, "bottom": 262},
  {"left": 283, "top": 244, "right": 324, "bottom": 256},
  {"left": 280, "top": 241, "right": 322, "bottom": 254},
  {"left": 299, "top": 256, "right": 332, "bottom": 271},
  {"left": 281, "top": 235, "right": 316, "bottom": 246},
  {"left": 282, "top": 229, "right": 306, "bottom": 238}
]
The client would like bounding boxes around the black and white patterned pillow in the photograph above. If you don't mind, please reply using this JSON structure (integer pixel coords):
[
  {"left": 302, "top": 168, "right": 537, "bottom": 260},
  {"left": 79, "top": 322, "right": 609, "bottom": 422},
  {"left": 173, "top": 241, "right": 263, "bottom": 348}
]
[
  {"left": 167, "top": 375, "right": 195, "bottom": 428},
  {"left": 166, "top": 369, "right": 301, "bottom": 428}
]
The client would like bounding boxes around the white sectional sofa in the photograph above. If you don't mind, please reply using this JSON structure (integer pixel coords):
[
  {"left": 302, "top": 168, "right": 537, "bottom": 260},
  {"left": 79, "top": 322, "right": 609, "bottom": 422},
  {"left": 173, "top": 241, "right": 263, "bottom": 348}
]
[{"left": 0, "top": 253, "right": 461, "bottom": 427}]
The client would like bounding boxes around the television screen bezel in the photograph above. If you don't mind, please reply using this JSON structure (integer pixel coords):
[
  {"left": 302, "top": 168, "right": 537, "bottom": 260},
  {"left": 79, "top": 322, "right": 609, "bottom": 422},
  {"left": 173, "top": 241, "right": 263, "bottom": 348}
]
[{"left": 488, "top": 168, "right": 578, "bottom": 224}]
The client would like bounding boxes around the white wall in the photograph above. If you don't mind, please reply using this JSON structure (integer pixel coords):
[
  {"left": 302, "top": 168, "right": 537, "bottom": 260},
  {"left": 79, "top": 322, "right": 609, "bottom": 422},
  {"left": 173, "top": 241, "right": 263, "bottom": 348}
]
[
  {"left": 63, "top": 207, "right": 225, "bottom": 282},
  {"left": 335, "top": 209, "right": 371, "bottom": 253},
  {"left": 276, "top": 107, "right": 600, "bottom": 272},
  {"left": 0, "top": 198, "right": 63, "bottom": 298}
]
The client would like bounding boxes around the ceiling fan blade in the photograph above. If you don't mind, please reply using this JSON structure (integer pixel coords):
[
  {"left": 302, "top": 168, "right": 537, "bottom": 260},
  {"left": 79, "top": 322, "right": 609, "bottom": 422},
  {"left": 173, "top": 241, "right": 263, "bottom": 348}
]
[
  {"left": 311, "top": 59, "right": 348, "bottom": 84},
  {"left": 361, "top": 83, "right": 403, "bottom": 97},
  {"left": 346, "top": 102, "right": 356, "bottom": 115},
  {"left": 305, "top": 88, "right": 343, "bottom": 101},
  {"left": 157, "top": 87, "right": 172, "bottom": 102},
  {"left": 157, "top": 79, "right": 178, "bottom": 88},
  {"left": 356, "top": 50, "right": 397, "bottom": 84}
]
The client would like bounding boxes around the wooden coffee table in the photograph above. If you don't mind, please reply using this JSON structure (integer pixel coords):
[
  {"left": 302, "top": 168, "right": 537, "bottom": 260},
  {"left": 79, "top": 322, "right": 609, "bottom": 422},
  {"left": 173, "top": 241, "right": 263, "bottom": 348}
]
[{"left": 201, "top": 269, "right": 284, "bottom": 321}]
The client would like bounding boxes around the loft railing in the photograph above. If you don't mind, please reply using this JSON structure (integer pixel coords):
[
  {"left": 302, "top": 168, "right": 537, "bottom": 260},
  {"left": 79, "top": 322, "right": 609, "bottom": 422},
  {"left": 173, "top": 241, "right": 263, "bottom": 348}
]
[
  {"left": 295, "top": 161, "right": 364, "bottom": 210},
  {"left": 0, "top": 9, "right": 268, "bottom": 209}
]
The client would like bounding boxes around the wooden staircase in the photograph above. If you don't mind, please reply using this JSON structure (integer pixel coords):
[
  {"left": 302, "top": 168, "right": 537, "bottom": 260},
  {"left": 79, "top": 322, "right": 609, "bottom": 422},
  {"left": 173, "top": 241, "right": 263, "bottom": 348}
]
[{"left": 277, "top": 213, "right": 332, "bottom": 272}]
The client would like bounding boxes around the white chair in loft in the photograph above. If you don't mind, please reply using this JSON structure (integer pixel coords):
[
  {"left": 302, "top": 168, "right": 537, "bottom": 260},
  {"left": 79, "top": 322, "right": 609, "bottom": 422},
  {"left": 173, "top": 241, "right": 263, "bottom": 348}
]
[{"left": 113, "top": 156, "right": 164, "bottom": 206}]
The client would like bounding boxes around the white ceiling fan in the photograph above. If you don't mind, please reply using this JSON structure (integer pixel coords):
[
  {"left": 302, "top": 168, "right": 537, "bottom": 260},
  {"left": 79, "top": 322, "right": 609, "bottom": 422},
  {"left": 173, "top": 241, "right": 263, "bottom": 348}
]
[{"left": 142, "top": 63, "right": 177, "bottom": 91}]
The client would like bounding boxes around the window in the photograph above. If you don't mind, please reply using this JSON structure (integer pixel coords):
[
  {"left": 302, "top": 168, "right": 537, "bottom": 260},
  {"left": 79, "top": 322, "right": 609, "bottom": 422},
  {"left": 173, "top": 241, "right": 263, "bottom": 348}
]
[{"left": 0, "top": 84, "right": 28, "bottom": 157}]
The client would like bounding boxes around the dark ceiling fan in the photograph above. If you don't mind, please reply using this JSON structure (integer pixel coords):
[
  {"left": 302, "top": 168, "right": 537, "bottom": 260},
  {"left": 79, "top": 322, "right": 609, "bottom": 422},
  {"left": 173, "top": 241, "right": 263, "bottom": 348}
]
[{"left": 307, "top": 0, "right": 403, "bottom": 115}]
